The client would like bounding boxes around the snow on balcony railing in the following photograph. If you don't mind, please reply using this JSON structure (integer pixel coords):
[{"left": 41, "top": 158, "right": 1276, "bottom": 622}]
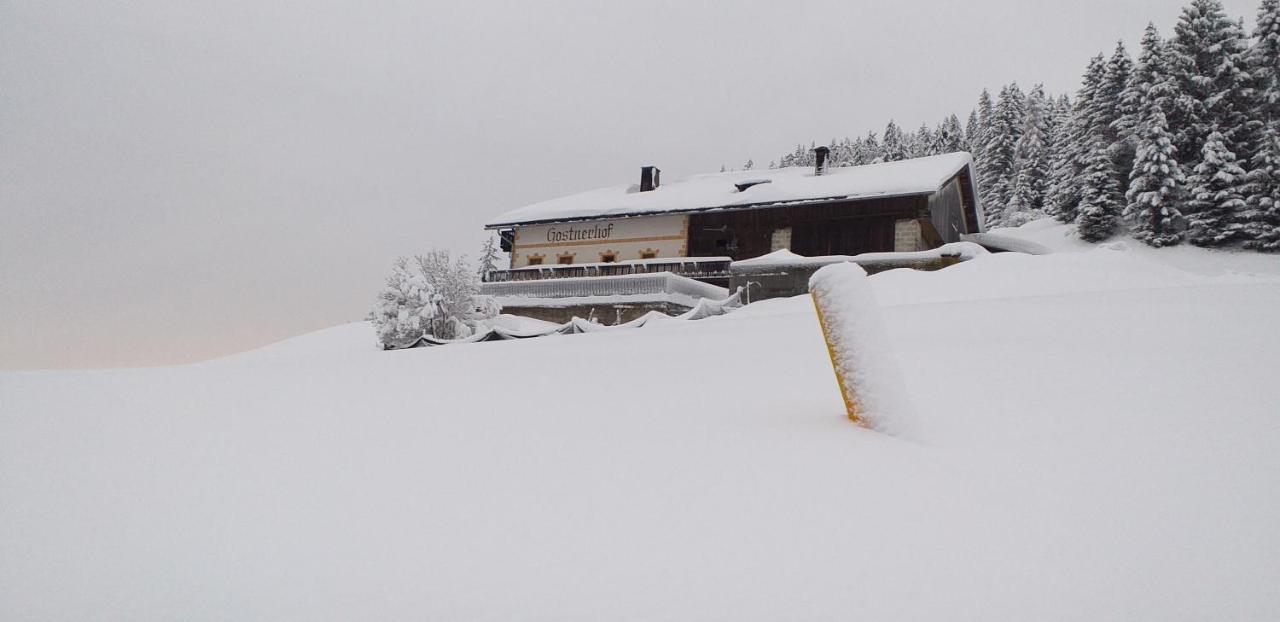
[
  {"left": 480, "top": 272, "right": 728, "bottom": 302},
  {"left": 485, "top": 256, "right": 732, "bottom": 283}
]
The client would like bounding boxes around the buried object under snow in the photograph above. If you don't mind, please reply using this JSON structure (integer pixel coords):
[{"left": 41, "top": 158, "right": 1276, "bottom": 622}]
[
  {"left": 389, "top": 287, "right": 746, "bottom": 349},
  {"left": 809, "top": 262, "right": 917, "bottom": 436}
]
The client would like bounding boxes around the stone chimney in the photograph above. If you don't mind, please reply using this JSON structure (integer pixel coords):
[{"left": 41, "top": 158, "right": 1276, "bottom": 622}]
[
  {"left": 640, "top": 166, "right": 661, "bottom": 192},
  {"left": 813, "top": 146, "right": 830, "bottom": 176}
]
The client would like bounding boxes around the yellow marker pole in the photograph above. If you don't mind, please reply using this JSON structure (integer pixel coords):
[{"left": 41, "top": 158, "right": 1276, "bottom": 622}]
[{"left": 811, "top": 293, "right": 861, "bottom": 425}]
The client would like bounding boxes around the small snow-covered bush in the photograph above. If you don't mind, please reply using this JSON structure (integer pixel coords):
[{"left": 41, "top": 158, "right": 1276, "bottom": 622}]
[{"left": 371, "top": 251, "right": 501, "bottom": 348}]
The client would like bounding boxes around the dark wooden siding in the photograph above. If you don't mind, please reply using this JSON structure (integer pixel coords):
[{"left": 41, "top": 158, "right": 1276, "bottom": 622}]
[
  {"left": 928, "top": 176, "right": 966, "bottom": 243},
  {"left": 955, "top": 168, "right": 982, "bottom": 233},
  {"left": 687, "top": 195, "right": 926, "bottom": 261},
  {"left": 926, "top": 169, "right": 984, "bottom": 241}
]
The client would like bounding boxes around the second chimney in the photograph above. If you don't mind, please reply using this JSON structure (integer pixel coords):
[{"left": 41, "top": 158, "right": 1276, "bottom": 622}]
[
  {"left": 813, "top": 146, "right": 830, "bottom": 176},
  {"left": 640, "top": 166, "right": 661, "bottom": 192}
]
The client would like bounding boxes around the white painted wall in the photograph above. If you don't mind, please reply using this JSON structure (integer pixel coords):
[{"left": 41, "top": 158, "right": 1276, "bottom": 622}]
[{"left": 511, "top": 214, "right": 688, "bottom": 267}]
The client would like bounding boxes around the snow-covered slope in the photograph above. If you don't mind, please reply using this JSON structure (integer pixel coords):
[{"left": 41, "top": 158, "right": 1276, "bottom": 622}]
[{"left": 3, "top": 233, "right": 1278, "bottom": 620}]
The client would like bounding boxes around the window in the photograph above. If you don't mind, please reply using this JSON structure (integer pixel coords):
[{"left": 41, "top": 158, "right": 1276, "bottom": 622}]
[
  {"left": 599, "top": 252, "right": 618, "bottom": 263},
  {"left": 639, "top": 249, "right": 658, "bottom": 260},
  {"left": 527, "top": 255, "right": 544, "bottom": 266},
  {"left": 557, "top": 253, "right": 575, "bottom": 265},
  {"left": 770, "top": 227, "right": 792, "bottom": 252}
]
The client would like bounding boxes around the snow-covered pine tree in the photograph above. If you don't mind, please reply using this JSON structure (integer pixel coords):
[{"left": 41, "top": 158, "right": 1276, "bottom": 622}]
[
  {"left": 1243, "top": 121, "right": 1280, "bottom": 249},
  {"left": 914, "top": 123, "right": 936, "bottom": 157},
  {"left": 1076, "top": 133, "right": 1126, "bottom": 241},
  {"left": 1041, "top": 94, "right": 1072, "bottom": 216},
  {"left": 1164, "top": 2, "right": 1253, "bottom": 246},
  {"left": 778, "top": 143, "right": 806, "bottom": 169},
  {"left": 1007, "top": 84, "right": 1051, "bottom": 224},
  {"left": 831, "top": 137, "right": 852, "bottom": 167},
  {"left": 1222, "top": 17, "right": 1260, "bottom": 161},
  {"left": 1126, "top": 105, "right": 1186, "bottom": 246},
  {"left": 1098, "top": 41, "right": 1136, "bottom": 189},
  {"left": 1097, "top": 43, "right": 1134, "bottom": 144},
  {"left": 1242, "top": 121, "right": 1280, "bottom": 249},
  {"left": 1124, "top": 23, "right": 1188, "bottom": 247},
  {"left": 965, "top": 110, "right": 982, "bottom": 153},
  {"left": 1075, "top": 50, "right": 1129, "bottom": 243},
  {"left": 743, "top": 159, "right": 754, "bottom": 170},
  {"left": 982, "top": 84, "right": 1025, "bottom": 224},
  {"left": 1114, "top": 36, "right": 1148, "bottom": 144},
  {"left": 929, "top": 121, "right": 946, "bottom": 154},
  {"left": 1244, "top": 0, "right": 1280, "bottom": 249},
  {"left": 1185, "top": 129, "right": 1250, "bottom": 246},
  {"left": 1010, "top": 82, "right": 1028, "bottom": 125},
  {"left": 1253, "top": 0, "right": 1280, "bottom": 122},
  {"left": 936, "top": 114, "right": 965, "bottom": 153},
  {"left": 478, "top": 236, "right": 502, "bottom": 280},
  {"left": 901, "top": 128, "right": 917, "bottom": 159},
  {"left": 846, "top": 136, "right": 860, "bottom": 166},
  {"left": 861, "top": 131, "right": 883, "bottom": 164},
  {"left": 1048, "top": 56, "right": 1106, "bottom": 223},
  {"left": 1046, "top": 94, "right": 1070, "bottom": 157},
  {"left": 1169, "top": 0, "right": 1254, "bottom": 166},
  {"left": 882, "top": 121, "right": 908, "bottom": 161},
  {"left": 971, "top": 89, "right": 995, "bottom": 187}
]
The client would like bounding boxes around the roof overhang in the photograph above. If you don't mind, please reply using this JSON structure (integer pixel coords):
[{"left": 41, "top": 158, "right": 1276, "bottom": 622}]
[{"left": 483, "top": 190, "right": 936, "bottom": 230}]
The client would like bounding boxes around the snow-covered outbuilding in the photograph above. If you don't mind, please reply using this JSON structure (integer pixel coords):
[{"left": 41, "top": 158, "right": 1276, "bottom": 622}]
[{"left": 483, "top": 151, "right": 985, "bottom": 320}]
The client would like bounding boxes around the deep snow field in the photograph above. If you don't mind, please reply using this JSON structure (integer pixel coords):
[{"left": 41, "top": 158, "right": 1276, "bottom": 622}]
[{"left": 3, "top": 221, "right": 1279, "bottom": 620}]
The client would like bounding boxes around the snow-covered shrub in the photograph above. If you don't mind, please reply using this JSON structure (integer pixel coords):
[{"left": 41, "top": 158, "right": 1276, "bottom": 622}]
[
  {"left": 372, "top": 257, "right": 437, "bottom": 349},
  {"left": 415, "top": 250, "right": 484, "bottom": 340},
  {"left": 472, "top": 294, "right": 501, "bottom": 323},
  {"left": 371, "top": 251, "right": 501, "bottom": 348},
  {"left": 809, "top": 263, "right": 916, "bottom": 437}
]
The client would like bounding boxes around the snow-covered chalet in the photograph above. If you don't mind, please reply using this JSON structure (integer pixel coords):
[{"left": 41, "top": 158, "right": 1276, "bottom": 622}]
[{"left": 482, "top": 150, "right": 985, "bottom": 324}]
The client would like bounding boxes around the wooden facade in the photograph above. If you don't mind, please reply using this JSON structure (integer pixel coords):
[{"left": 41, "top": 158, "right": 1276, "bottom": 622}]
[
  {"left": 685, "top": 169, "right": 979, "bottom": 261},
  {"left": 688, "top": 195, "right": 920, "bottom": 261}
]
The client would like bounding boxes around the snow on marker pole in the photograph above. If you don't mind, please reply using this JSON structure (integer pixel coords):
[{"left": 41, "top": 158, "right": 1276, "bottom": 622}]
[
  {"left": 808, "top": 262, "right": 916, "bottom": 435},
  {"left": 811, "top": 294, "right": 861, "bottom": 424}
]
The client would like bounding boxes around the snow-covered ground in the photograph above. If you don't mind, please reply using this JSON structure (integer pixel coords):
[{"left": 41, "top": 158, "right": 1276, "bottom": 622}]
[{"left": 3, "top": 221, "right": 1278, "bottom": 620}]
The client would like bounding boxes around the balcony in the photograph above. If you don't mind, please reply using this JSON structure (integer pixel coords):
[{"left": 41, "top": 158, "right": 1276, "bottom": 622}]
[{"left": 484, "top": 256, "right": 732, "bottom": 284}]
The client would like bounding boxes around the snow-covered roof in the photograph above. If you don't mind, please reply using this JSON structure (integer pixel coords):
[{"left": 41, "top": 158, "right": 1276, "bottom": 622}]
[{"left": 486, "top": 152, "right": 975, "bottom": 228}]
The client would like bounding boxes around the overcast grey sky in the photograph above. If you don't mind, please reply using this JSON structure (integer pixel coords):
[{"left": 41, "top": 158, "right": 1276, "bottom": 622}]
[{"left": 0, "top": 0, "right": 1260, "bottom": 369}]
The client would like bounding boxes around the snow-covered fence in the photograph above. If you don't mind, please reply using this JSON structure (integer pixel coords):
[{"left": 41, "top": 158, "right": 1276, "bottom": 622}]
[
  {"left": 485, "top": 257, "right": 732, "bottom": 283},
  {"left": 809, "top": 263, "right": 916, "bottom": 435}
]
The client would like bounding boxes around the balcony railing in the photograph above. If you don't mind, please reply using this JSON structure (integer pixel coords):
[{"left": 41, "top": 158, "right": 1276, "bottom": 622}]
[
  {"left": 480, "top": 272, "right": 729, "bottom": 302},
  {"left": 484, "top": 256, "right": 732, "bottom": 283}
]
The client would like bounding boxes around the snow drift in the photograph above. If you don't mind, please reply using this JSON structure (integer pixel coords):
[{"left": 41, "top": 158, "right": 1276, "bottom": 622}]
[{"left": 2, "top": 223, "right": 1278, "bottom": 621}]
